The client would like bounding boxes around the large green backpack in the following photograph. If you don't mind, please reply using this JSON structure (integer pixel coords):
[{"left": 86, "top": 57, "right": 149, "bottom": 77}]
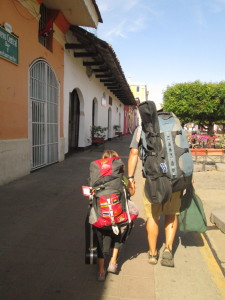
[{"left": 138, "top": 101, "right": 193, "bottom": 205}]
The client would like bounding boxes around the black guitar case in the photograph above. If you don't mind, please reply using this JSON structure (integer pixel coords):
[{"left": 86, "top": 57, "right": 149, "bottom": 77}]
[{"left": 85, "top": 211, "right": 97, "bottom": 264}]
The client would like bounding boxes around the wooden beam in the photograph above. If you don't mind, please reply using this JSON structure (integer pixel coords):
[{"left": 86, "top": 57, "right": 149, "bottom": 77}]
[
  {"left": 74, "top": 52, "right": 97, "bottom": 58},
  {"left": 105, "top": 86, "right": 120, "bottom": 90},
  {"left": 92, "top": 68, "right": 109, "bottom": 72},
  {"left": 65, "top": 43, "right": 87, "bottom": 49},
  {"left": 100, "top": 79, "right": 117, "bottom": 83},
  {"left": 104, "top": 83, "right": 120, "bottom": 87},
  {"left": 113, "top": 93, "right": 124, "bottom": 96},
  {"left": 95, "top": 74, "right": 112, "bottom": 78},
  {"left": 113, "top": 94, "right": 125, "bottom": 97},
  {"left": 113, "top": 95, "right": 126, "bottom": 99},
  {"left": 109, "top": 88, "right": 121, "bottom": 91},
  {"left": 112, "top": 91, "right": 123, "bottom": 94},
  {"left": 83, "top": 61, "right": 104, "bottom": 66}
]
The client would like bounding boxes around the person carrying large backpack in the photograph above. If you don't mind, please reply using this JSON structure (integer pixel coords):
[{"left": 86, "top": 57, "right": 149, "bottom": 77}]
[
  {"left": 128, "top": 100, "right": 193, "bottom": 268},
  {"left": 84, "top": 150, "right": 138, "bottom": 281}
]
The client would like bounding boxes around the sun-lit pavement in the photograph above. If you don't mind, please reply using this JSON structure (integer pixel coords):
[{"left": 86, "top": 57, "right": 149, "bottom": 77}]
[{"left": 0, "top": 135, "right": 224, "bottom": 300}]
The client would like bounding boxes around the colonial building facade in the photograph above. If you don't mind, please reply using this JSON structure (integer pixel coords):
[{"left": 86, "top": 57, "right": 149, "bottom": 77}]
[{"left": 0, "top": 0, "right": 135, "bottom": 185}]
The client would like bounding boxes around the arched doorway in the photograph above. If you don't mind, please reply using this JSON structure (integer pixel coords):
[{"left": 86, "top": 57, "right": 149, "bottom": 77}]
[
  {"left": 68, "top": 89, "right": 80, "bottom": 152},
  {"left": 108, "top": 107, "right": 112, "bottom": 139},
  {"left": 29, "top": 59, "right": 59, "bottom": 170},
  {"left": 92, "top": 98, "right": 98, "bottom": 126},
  {"left": 119, "top": 112, "right": 121, "bottom": 129}
]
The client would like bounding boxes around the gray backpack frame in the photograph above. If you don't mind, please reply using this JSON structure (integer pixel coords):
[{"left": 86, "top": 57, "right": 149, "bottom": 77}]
[{"left": 138, "top": 101, "right": 193, "bottom": 205}]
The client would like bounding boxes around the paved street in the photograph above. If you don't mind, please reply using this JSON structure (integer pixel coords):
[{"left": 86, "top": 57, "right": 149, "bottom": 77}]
[{"left": 0, "top": 135, "right": 224, "bottom": 300}]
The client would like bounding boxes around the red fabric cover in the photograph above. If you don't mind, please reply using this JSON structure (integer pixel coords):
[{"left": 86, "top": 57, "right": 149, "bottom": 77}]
[
  {"left": 93, "top": 157, "right": 120, "bottom": 177},
  {"left": 92, "top": 194, "right": 137, "bottom": 228}
]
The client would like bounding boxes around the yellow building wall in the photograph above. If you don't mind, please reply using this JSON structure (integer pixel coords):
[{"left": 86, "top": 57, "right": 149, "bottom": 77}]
[
  {"left": 129, "top": 84, "right": 148, "bottom": 102},
  {"left": 130, "top": 85, "right": 138, "bottom": 99}
]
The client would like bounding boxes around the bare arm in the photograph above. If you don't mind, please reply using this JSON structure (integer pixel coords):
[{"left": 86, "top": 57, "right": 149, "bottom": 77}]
[
  {"left": 128, "top": 148, "right": 139, "bottom": 177},
  {"left": 127, "top": 148, "right": 139, "bottom": 195}
]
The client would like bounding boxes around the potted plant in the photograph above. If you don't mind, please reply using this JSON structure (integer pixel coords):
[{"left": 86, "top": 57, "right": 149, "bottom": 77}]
[
  {"left": 90, "top": 125, "right": 108, "bottom": 144},
  {"left": 113, "top": 125, "right": 122, "bottom": 136}
]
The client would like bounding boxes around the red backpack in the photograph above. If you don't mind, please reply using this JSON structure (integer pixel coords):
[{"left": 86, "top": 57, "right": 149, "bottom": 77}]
[{"left": 83, "top": 157, "right": 138, "bottom": 232}]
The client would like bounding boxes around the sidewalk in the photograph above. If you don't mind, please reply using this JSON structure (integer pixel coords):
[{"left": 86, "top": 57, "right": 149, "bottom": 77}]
[
  {"left": 0, "top": 135, "right": 155, "bottom": 300},
  {"left": 192, "top": 170, "right": 225, "bottom": 276},
  {"left": 0, "top": 135, "right": 224, "bottom": 300}
]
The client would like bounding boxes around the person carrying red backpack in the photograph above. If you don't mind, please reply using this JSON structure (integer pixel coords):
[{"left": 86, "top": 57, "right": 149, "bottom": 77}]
[{"left": 88, "top": 150, "right": 137, "bottom": 281}]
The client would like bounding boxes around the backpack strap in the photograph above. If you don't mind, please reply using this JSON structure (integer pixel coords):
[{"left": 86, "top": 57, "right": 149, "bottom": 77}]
[
  {"left": 148, "top": 178, "right": 157, "bottom": 201},
  {"left": 174, "top": 130, "right": 189, "bottom": 154},
  {"left": 148, "top": 132, "right": 160, "bottom": 137},
  {"left": 123, "top": 185, "right": 131, "bottom": 224},
  {"left": 139, "top": 130, "right": 158, "bottom": 157},
  {"left": 92, "top": 184, "right": 105, "bottom": 194},
  {"left": 140, "top": 130, "right": 166, "bottom": 178}
]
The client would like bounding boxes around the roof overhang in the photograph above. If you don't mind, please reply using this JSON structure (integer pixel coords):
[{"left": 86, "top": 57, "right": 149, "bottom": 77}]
[
  {"left": 42, "top": 0, "right": 102, "bottom": 28},
  {"left": 67, "top": 26, "right": 136, "bottom": 106}
]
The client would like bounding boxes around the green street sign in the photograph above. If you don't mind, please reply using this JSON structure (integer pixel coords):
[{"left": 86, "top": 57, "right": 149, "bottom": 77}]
[{"left": 0, "top": 26, "right": 18, "bottom": 65}]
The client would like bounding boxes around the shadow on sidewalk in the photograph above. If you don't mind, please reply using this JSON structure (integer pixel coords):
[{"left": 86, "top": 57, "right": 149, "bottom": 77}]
[
  {"left": 119, "top": 217, "right": 148, "bottom": 264},
  {"left": 117, "top": 213, "right": 206, "bottom": 271}
]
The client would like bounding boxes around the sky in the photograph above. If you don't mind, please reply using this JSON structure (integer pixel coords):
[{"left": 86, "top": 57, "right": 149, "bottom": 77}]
[{"left": 95, "top": 0, "right": 225, "bottom": 108}]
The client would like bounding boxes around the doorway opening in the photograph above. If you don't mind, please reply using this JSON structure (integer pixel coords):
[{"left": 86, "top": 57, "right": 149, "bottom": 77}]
[{"left": 68, "top": 89, "right": 80, "bottom": 153}]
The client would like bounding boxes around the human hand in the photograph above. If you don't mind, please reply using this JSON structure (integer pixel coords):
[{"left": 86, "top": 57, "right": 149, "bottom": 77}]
[{"left": 128, "top": 179, "right": 136, "bottom": 196}]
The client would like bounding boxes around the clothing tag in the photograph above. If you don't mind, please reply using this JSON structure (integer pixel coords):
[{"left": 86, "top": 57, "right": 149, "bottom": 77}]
[
  {"left": 82, "top": 186, "right": 91, "bottom": 196},
  {"left": 112, "top": 225, "right": 119, "bottom": 235},
  {"left": 160, "top": 163, "right": 168, "bottom": 174}
]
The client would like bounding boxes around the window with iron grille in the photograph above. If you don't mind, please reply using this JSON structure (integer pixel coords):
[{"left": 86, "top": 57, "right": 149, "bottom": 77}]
[
  {"left": 30, "top": 60, "right": 59, "bottom": 170},
  {"left": 38, "top": 4, "right": 54, "bottom": 51}
]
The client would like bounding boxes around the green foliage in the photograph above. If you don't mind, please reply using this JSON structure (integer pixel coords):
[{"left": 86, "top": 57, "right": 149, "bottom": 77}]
[
  {"left": 90, "top": 125, "right": 108, "bottom": 139},
  {"left": 163, "top": 81, "right": 225, "bottom": 129},
  {"left": 113, "top": 125, "right": 121, "bottom": 131}
]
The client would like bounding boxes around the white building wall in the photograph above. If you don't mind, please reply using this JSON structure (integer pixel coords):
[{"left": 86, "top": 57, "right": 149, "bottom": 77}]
[{"left": 64, "top": 33, "right": 124, "bottom": 153}]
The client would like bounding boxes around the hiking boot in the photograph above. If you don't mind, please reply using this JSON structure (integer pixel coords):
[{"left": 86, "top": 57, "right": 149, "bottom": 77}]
[
  {"left": 161, "top": 246, "right": 174, "bottom": 267},
  {"left": 107, "top": 263, "right": 118, "bottom": 274}
]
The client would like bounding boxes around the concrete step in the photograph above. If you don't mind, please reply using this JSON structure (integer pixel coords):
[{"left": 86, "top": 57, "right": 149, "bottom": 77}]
[
  {"left": 216, "top": 163, "right": 225, "bottom": 172},
  {"left": 210, "top": 209, "right": 225, "bottom": 233}
]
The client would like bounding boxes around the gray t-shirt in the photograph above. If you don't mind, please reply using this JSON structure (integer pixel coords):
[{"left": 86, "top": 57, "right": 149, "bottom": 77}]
[{"left": 129, "top": 126, "right": 142, "bottom": 149}]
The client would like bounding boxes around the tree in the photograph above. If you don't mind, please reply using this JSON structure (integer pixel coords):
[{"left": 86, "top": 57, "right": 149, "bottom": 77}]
[{"left": 163, "top": 81, "right": 225, "bottom": 135}]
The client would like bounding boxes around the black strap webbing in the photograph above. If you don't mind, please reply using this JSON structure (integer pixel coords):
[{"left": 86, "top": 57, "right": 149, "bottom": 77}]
[
  {"left": 144, "top": 150, "right": 157, "bottom": 156},
  {"left": 176, "top": 130, "right": 182, "bottom": 135}
]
